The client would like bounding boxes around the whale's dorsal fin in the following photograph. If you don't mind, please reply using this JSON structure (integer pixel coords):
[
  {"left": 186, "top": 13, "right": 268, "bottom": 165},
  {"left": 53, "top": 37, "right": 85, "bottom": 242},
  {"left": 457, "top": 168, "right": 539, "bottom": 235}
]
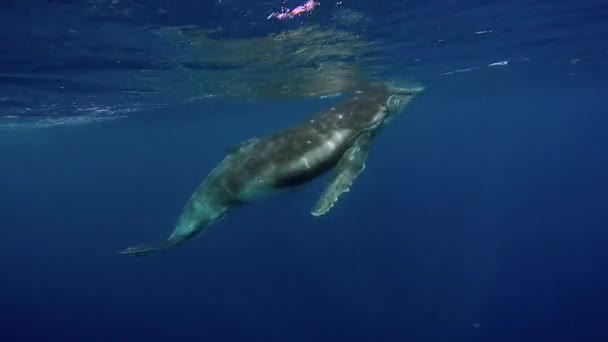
[
  {"left": 311, "top": 132, "right": 373, "bottom": 217},
  {"left": 226, "top": 138, "right": 260, "bottom": 155}
]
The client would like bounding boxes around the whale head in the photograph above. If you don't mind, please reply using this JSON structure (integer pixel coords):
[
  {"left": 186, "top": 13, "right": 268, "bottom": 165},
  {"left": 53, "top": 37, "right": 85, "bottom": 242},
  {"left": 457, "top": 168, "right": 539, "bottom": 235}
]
[{"left": 381, "top": 85, "right": 424, "bottom": 125}]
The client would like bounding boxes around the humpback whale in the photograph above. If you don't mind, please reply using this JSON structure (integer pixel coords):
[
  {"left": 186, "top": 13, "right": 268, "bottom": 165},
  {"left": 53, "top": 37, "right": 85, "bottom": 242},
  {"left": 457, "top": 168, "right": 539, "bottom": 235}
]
[{"left": 119, "top": 82, "right": 424, "bottom": 256}]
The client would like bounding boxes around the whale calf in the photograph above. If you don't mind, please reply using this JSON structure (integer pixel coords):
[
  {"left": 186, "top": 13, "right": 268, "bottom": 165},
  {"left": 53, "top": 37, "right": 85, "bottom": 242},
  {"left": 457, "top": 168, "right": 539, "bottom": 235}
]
[{"left": 119, "top": 82, "right": 424, "bottom": 256}]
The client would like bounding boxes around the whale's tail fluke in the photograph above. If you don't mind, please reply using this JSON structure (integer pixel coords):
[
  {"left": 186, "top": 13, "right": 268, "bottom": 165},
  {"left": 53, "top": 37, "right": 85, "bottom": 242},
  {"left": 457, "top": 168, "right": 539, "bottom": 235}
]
[
  {"left": 118, "top": 240, "right": 178, "bottom": 257},
  {"left": 119, "top": 194, "right": 229, "bottom": 257},
  {"left": 118, "top": 234, "right": 197, "bottom": 257},
  {"left": 119, "top": 223, "right": 211, "bottom": 256}
]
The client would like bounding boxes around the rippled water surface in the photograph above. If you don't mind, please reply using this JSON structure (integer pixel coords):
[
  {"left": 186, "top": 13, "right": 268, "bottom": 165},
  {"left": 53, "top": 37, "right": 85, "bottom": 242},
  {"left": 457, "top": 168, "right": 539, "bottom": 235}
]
[{"left": 2, "top": 0, "right": 606, "bottom": 127}]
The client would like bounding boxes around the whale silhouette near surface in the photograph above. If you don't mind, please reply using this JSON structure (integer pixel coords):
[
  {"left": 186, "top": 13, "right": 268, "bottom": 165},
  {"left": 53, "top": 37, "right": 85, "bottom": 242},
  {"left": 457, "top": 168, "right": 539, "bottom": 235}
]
[{"left": 119, "top": 82, "right": 424, "bottom": 257}]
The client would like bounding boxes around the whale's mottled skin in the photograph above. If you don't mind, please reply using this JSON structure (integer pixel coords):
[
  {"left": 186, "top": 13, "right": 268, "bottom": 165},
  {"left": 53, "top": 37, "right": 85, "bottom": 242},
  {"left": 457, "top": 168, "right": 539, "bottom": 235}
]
[{"left": 119, "top": 82, "right": 424, "bottom": 256}]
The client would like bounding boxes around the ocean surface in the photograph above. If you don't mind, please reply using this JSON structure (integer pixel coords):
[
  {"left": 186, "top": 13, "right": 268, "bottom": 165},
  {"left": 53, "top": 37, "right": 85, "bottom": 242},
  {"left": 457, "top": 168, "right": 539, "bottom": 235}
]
[{"left": 1, "top": 0, "right": 608, "bottom": 341}]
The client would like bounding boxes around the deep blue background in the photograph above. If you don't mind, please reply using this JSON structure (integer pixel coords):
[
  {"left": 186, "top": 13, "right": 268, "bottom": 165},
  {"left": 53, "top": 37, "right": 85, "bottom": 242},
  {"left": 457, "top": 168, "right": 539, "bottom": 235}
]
[
  {"left": 3, "top": 73, "right": 608, "bottom": 341},
  {"left": 2, "top": 1, "right": 608, "bottom": 341}
]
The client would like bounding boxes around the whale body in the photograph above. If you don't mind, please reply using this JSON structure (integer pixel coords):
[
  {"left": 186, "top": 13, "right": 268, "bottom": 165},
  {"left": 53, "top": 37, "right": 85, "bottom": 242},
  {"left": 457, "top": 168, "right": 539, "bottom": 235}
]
[{"left": 119, "top": 83, "right": 424, "bottom": 256}]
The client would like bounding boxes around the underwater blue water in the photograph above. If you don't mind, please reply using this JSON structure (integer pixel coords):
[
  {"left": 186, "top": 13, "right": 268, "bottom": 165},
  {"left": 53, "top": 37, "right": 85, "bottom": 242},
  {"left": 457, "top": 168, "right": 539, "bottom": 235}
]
[{"left": 2, "top": 1, "right": 608, "bottom": 341}]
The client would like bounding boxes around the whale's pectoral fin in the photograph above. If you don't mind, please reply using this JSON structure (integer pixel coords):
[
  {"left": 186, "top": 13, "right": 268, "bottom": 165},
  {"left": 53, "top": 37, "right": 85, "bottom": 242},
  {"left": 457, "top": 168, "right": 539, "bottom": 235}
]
[{"left": 311, "top": 132, "right": 373, "bottom": 217}]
